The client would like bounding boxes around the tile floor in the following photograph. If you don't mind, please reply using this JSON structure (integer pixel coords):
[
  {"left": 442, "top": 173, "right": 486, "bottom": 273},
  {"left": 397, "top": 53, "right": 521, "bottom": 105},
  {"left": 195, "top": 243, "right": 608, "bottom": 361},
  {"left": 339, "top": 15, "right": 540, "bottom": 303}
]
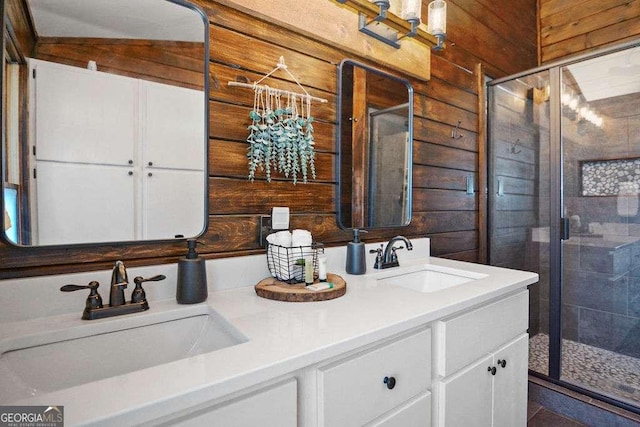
[
  {"left": 529, "top": 333, "right": 640, "bottom": 407},
  {"left": 528, "top": 376, "right": 640, "bottom": 426},
  {"left": 528, "top": 401, "right": 587, "bottom": 426}
]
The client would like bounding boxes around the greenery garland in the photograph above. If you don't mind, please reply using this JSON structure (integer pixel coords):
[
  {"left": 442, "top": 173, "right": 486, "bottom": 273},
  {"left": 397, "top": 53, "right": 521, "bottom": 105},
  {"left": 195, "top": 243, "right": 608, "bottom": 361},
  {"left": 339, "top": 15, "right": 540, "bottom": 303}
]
[{"left": 247, "top": 91, "right": 316, "bottom": 184}]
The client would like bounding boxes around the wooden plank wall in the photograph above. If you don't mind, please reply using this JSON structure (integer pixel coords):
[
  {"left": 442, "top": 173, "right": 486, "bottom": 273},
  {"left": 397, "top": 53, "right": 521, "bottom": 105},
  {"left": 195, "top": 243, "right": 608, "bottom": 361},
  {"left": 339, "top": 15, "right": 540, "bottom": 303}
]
[
  {"left": 440, "top": 0, "right": 538, "bottom": 77},
  {"left": 0, "top": 0, "right": 538, "bottom": 278},
  {"left": 34, "top": 38, "right": 206, "bottom": 90},
  {"left": 489, "top": 84, "right": 546, "bottom": 271},
  {"left": 539, "top": 0, "right": 640, "bottom": 63},
  {"left": 489, "top": 81, "right": 549, "bottom": 336},
  {"left": 203, "top": 1, "right": 482, "bottom": 260}
]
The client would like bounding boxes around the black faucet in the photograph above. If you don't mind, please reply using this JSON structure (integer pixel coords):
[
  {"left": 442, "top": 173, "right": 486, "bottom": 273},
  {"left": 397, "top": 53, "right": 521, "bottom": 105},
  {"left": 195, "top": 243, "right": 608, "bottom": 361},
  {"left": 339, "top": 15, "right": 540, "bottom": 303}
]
[
  {"left": 60, "top": 261, "right": 165, "bottom": 320},
  {"left": 110, "top": 260, "right": 128, "bottom": 307},
  {"left": 370, "top": 236, "right": 414, "bottom": 269}
]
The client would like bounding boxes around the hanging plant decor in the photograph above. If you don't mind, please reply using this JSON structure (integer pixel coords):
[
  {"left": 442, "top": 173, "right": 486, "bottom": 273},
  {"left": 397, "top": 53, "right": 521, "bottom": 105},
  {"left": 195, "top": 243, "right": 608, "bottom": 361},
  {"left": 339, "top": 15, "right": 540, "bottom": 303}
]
[
  {"left": 247, "top": 89, "right": 316, "bottom": 184},
  {"left": 230, "top": 57, "right": 325, "bottom": 185}
]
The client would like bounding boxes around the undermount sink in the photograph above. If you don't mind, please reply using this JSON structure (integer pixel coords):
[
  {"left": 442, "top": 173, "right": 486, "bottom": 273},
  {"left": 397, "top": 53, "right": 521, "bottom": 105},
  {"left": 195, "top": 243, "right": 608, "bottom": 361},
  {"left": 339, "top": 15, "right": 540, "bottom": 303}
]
[
  {"left": 377, "top": 264, "right": 488, "bottom": 293},
  {"left": 0, "top": 306, "right": 247, "bottom": 401}
]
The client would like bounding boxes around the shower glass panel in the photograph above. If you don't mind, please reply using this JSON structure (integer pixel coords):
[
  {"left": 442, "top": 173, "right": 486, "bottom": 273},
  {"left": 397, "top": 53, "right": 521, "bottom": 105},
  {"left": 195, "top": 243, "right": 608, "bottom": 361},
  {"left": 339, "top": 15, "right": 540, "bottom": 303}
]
[
  {"left": 488, "top": 42, "right": 640, "bottom": 412},
  {"left": 488, "top": 70, "right": 551, "bottom": 377},
  {"left": 560, "top": 49, "right": 640, "bottom": 407},
  {"left": 368, "top": 105, "right": 410, "bottom": 227}
]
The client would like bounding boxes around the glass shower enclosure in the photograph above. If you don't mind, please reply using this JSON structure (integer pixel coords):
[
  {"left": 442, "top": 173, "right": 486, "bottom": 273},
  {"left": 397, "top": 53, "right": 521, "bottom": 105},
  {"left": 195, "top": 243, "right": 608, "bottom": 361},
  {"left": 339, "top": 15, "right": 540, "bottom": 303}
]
[
  {"left": 488, "top": 41, "right": 640, "bottom": 413},
  {"left": 368, "top": 104, "right": 411, "bottom": 227}
]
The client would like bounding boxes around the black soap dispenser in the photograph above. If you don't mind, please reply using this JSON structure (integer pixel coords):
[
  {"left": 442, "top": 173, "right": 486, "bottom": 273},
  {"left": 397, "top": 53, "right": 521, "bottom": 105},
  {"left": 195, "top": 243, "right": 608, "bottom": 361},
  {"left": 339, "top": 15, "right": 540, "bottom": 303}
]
[
  {"left": 346, "top": 229, "right": 367, "bottom": 275},
  {"left": 176, "top": 239, "right": 208, "bottom": 304}
]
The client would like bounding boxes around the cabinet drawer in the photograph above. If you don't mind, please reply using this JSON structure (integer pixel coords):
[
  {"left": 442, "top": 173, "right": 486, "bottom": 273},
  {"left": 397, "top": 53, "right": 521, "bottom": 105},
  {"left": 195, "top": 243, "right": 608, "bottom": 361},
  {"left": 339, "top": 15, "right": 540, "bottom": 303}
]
[
  {"left": 366, "top": 391, "right": 431, "bottom": 427},
  {"left": 318, "top": 327, "right": 431, "bottom": 427},
  {"left": 437, "top": 291, "right": 528, "bottom": 377},
  {"left": 167, "top": 379, "right": 297, "bottom": 427}
]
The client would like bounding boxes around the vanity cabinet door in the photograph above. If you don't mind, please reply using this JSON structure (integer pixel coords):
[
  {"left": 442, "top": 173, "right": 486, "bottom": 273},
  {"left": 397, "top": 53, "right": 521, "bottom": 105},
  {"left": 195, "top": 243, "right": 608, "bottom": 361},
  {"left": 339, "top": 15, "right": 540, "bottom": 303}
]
[
  {"left": 493, "top": 334, "right": 528, "bottom": 427},
  {"left": 438, "top": 334, "right": 528, "bottom": 427},
  {"left": 435, "top": 290, "right": 529, "bottom": 427},
  {"left": 438, "top": 354, "right": 494, "bottom": 427}
]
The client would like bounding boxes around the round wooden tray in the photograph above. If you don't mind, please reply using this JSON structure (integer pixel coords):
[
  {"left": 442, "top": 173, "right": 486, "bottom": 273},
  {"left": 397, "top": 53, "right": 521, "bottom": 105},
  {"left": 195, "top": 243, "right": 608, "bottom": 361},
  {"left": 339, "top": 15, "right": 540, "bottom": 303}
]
[{"left": 255, "top": 273, "right": 346, "bottom": 302}]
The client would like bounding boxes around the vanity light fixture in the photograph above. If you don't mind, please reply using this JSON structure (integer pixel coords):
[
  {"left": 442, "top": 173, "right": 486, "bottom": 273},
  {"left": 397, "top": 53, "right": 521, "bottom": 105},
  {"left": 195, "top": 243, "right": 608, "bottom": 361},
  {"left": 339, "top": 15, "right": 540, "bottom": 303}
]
[
  {"left": 357, "top": 0, "right": 398, "bottom": 48},
  {"left": 335, "top": 0, "right": 441, "bottom": 49},
  {"left": 400, "top": 0, "right": 421, "bottom": 37},
  {"left": 427, "top": 0, "right": 447, "bottom": 51}
]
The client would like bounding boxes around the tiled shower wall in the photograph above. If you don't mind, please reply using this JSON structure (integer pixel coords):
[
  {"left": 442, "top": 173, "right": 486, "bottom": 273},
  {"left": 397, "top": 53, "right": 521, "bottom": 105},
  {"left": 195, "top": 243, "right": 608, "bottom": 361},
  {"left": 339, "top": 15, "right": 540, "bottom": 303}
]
[{"left": 561, "top": 94, "right": 640, "bottom": 359}]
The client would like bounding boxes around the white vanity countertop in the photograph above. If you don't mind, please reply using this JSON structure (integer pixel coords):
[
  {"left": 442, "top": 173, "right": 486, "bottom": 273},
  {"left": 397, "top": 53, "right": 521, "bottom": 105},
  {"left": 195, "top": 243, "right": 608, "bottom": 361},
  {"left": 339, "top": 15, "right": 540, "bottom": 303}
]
[{"left": 0, "top": 255, "right": 538, "bottom": 426}]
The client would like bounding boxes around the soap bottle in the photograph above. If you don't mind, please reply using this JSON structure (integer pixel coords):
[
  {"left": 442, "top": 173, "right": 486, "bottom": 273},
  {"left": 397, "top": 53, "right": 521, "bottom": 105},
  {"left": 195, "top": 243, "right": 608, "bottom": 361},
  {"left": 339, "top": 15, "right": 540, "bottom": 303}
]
[
  {"left": 318, "top": 253, "right": 328, "bottom": 282},
  {"left": 176, "top": 239, "right": 208, "bottom": 304},
  {"left": 346, "top": 229, "right": 367, "bottom": 275}
]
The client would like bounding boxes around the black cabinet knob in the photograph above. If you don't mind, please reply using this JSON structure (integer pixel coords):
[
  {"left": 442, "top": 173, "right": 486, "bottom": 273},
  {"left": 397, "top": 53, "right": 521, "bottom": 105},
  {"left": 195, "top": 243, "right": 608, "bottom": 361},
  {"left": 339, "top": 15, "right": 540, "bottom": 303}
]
[
  {"left": 128, "top": 171, "right": 133, "bottom": 176},
  {"left": 383, "top": 376, "right": 396, "bottom": 390},
  {"left": 497, "top": 359, "right": 507, "bottom": 368},
  {"left": 128, "top": 159, "right": 133, "bottom": 165},
  {"left": 148, "top": 161, "right": 153, "bottom": 166},
  {"left": 488, "top": 366, "right": 497, "bottom": 375}
]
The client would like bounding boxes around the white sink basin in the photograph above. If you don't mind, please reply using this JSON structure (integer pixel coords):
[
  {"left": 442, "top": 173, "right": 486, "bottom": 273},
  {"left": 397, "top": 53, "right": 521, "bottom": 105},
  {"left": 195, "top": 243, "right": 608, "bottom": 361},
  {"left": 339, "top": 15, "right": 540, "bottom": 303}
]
[
  {"left": 377, "top": 264, "right": 487, "bottom": 293},
  {"left": 0, "top": 306, "right": 247, "bottom": 401}
]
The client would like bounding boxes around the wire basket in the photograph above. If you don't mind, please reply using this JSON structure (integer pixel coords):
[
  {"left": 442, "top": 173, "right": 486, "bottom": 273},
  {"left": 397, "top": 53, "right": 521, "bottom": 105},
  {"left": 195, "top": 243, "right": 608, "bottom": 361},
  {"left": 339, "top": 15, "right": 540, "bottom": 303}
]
[{"left": 266, "top": 242, "right": 324, "bottom": 284}]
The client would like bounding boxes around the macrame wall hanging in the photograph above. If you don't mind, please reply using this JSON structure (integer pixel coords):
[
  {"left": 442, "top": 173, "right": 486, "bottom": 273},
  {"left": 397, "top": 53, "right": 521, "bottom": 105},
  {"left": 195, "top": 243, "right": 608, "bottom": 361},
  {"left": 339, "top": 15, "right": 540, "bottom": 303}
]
[{"left": 228, "top": 57, "right": 327, "bottom": 184}]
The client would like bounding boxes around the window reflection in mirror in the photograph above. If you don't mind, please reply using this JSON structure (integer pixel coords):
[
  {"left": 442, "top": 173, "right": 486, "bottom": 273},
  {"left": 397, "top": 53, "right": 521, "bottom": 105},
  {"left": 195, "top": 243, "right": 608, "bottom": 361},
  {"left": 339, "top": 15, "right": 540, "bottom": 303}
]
[
  {"left": 3, "top": 41, "right": 22, "bottom": 244},
  {"left": 338, "top": 60, "right": 413, "bottom": 229},
  {"left": 0, "top": 0, "right": 209, "bottom": 247}
]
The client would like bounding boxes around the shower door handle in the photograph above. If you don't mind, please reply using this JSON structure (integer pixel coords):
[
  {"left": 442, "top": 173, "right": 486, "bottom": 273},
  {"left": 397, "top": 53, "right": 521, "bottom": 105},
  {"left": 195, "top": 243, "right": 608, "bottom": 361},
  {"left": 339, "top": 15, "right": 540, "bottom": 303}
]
[{"left": 561, "top": 217, "right": 570, "bottom": 240}]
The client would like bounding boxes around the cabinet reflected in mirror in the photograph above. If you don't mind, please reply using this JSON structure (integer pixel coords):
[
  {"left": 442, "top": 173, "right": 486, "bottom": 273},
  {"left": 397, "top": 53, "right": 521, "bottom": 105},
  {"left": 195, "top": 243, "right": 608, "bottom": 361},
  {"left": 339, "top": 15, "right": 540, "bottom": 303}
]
[
  {"left": 338, "top": 60, "right": 413, "bottom": 229},
  {"left": 1, "top": 0, "right": 209, "bottom": 246}
]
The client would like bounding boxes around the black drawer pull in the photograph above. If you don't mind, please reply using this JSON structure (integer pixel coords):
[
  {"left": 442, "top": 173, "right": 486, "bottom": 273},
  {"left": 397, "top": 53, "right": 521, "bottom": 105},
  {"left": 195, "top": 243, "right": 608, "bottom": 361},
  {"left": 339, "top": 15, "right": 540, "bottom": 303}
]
[
  {"left": 488, "top": 366, "right": 497, "bottom": 375},
  {"left": 497, "top": 359, "right": 507, "bottom": 368},
  {"left": 383, "top": 376, "right": 396, "bottom": 390}
]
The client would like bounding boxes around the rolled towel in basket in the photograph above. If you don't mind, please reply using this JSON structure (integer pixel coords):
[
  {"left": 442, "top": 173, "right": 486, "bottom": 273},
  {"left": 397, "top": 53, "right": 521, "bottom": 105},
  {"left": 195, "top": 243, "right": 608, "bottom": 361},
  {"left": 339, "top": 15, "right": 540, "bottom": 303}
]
[
  {"left": 267, "top": 231, "right": 293, "bottom": 280},
  {"left": 289, "top": 230, "right": 313, "bottom": 282},
  {"left": 266, "top": 230, "right": 313, "bottom": 282},
  {"left": 291, "top": 229, "right": 312, "bottom": 247},
  {"left": 268, "top": 230, "right": 292, "bottom": 247}
]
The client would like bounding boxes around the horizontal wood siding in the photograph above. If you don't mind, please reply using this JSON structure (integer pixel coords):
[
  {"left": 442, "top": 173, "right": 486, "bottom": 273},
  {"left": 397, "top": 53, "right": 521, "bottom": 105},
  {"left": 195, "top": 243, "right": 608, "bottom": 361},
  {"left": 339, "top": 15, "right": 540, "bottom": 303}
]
[
  {"left": 539, "top": 0, "right": 640, "bottom": 63},
  {"left": 34, "top": 38, "right": 206, "bottom": 90},
  {"left": 0, "top": 0, "right": 540, "bottom": 278},
  {"left": 489, "top": 84, "right": 545, "bottom": 272},
  {"left": 436, "top": 0, "right": 538, "bottom": 78}
]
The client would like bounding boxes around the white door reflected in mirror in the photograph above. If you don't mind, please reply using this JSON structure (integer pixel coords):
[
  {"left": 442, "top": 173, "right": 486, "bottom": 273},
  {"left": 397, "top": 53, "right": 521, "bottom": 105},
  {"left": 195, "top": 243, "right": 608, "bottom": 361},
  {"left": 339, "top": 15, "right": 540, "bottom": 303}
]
[{"left": 1, "top": 0, "right": 208, "bottom": 246}]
